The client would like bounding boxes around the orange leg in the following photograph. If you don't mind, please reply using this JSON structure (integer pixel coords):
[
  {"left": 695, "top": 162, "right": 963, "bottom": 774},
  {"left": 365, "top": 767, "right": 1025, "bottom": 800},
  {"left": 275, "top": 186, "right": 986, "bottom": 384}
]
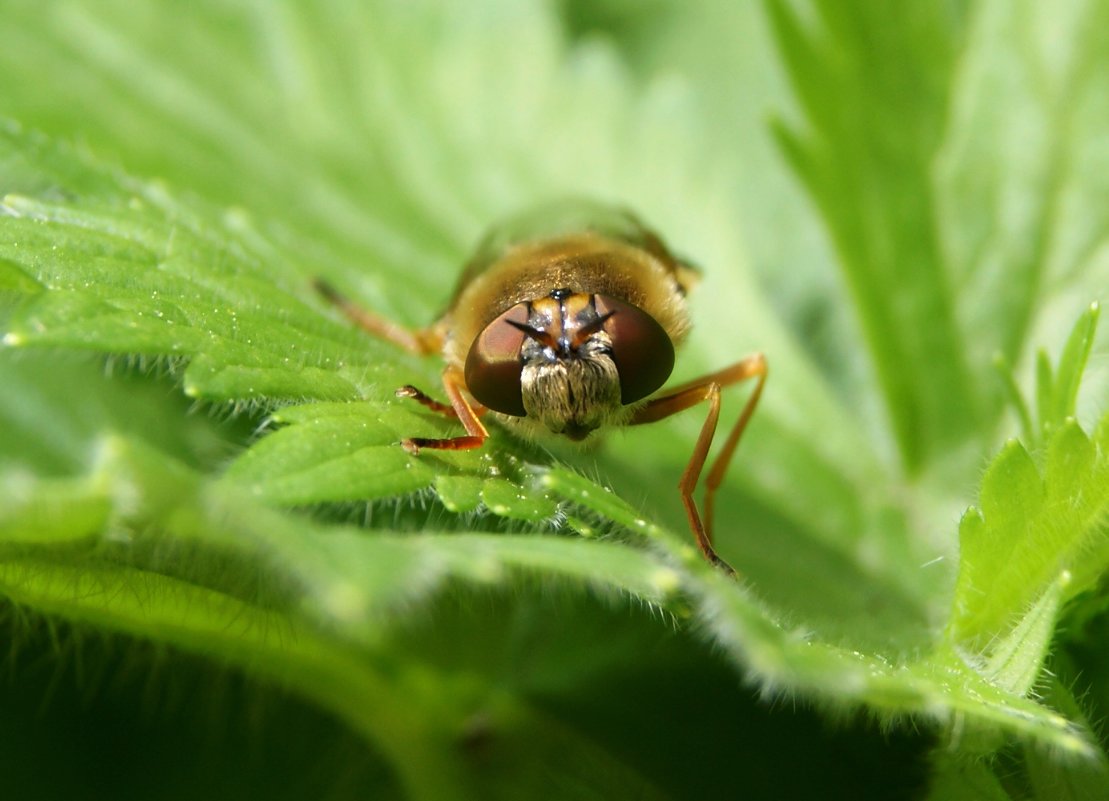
[
  {"left": 630, "top": 353, "right": 768, "bottom": 574},
  {"left": 395, "top": 385, "right": 456, "bottom": 416},
  {"left": 313, "top": 278, "right": 442, "bottom": 355},
  {"left": 400, "top": 369, "right": 489, "bottom": 454},
  {"left": 395, "top": 383, "right": 489, "bottom": 420}
]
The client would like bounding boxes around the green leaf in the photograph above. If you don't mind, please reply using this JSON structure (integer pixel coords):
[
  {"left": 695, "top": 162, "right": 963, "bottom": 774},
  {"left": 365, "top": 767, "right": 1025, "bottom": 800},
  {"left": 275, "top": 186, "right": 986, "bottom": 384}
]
[
  {"left": 1, "top": 427, "right": 687, "bottom": 798},
  {"left": 554, "top": 461, "right": 1099, "bottom": 758},
  {"left": 926, "top": 758, "right": 1014, "bottom": 801},
  {"left": 223, "top": 400, "right": 562, "bottom": 524},
  {"left": 0, "top": 136, "right": 401, "bottom": 405},
  {"left": 1022, "top": 680, "right": 1109, "bottom": 801},
  {"left": 996, "top": 302, "right": 1104, "bottom": 450},
  {"left": 0, "top": 349, "right": 240, "bottom": 474},
  {"left": 0, "top": 475, "right": 111, "bottom": 544},
  {"left": 950, "top": 415, "right": 1109, "bottom": 647},
  {"left": 1, "top": 0, "right": 1109, "bottom": 796},
  {"left": 928, "top": 680, "right": 1109, "bottom": 801},
  {"left": 224, "top": 402, "right": 438, "bottom": 504},
  {"left": 1039, "top": 302, "right": 1101, "bottom": 435},
  {"left": 983, "top": 578, "right": 1066, "bottom": 696},
  {"left": 936, "top": 0, "right": 1109, "bottom": 396},
  {"left": 767, "top": 0, "right": 977, "bottom": 470}
]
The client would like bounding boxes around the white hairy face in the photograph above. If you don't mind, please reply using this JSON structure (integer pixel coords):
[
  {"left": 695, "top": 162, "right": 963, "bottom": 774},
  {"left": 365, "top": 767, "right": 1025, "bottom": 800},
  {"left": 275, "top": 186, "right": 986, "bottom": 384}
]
[{"left": 519, "top": 332, "right": 623, "bottom": 440}]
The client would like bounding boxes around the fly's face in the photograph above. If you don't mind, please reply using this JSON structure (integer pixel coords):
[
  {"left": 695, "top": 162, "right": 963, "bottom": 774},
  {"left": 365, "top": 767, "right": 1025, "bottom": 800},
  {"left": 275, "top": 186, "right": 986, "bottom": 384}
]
[{"left": 463, "top": 288, "right": 674, "bottom": 440}]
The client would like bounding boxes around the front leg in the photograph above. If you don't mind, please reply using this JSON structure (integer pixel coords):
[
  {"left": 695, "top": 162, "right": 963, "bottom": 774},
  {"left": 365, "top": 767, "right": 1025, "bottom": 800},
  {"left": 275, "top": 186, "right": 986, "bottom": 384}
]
[
  {"left": 399, "top": 368, "right": 489, "bottom": 454},
  {"left": 396, "top": 384, "right": 459, "bottom": 417}
]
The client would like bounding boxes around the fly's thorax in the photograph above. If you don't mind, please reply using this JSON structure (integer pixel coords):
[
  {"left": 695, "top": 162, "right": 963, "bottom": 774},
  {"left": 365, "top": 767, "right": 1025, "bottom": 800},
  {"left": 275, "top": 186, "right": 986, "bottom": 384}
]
[{"left": 444, "top": 230, "right": 694, "bottom": 363}]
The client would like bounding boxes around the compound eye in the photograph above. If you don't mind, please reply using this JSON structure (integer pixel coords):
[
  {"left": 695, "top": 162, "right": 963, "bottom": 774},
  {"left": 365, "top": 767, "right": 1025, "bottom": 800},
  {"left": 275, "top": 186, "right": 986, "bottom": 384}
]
[
  {"left": 464, "top": 302, "right": 529, "bottom": 416},
  {"left": 594, "top": 295, "right": 675, "bottom": 404}
]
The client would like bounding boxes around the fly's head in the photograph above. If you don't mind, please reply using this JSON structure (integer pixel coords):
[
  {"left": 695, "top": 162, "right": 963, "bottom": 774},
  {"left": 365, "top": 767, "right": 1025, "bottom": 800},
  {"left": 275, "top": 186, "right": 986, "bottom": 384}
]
[{"left": 464, "top": 288, "right": 674, "bottom": 440}]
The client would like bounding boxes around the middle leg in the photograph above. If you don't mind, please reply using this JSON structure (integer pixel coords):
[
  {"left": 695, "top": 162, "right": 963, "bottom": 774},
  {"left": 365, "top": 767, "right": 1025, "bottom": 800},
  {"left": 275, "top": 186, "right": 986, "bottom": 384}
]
[{"left": 630, "top": 353, "right": 768, "bottom": 573}]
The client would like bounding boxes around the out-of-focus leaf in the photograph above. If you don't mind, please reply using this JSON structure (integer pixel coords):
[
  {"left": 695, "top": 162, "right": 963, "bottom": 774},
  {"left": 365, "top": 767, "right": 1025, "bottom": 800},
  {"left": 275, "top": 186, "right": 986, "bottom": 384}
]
[
  {"left": 936, "top": 0, "right": 1109, "bottom": 410},
  {"left": 767, "top": 0, "right": 978, "bottom": 469}
]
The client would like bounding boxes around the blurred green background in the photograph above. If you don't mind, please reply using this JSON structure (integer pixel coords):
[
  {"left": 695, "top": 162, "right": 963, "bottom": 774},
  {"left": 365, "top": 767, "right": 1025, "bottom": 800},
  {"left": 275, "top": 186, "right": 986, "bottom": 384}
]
[{"left": 1, "top": 1, "right": 1106, "bottom": 799}]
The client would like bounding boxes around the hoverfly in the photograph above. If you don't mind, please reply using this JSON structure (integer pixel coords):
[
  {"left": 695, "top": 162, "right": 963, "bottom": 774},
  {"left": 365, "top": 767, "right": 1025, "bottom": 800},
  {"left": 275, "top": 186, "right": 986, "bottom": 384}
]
[{"left": 316, "top": 200, "right": 766, "bottom": 573}]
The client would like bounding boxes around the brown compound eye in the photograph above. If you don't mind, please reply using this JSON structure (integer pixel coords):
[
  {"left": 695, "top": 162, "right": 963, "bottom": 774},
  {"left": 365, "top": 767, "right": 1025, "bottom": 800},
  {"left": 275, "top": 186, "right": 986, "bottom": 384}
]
[
  {"left": 594, "top": 295, "right": 675, "bottom": 404},
  {"left": 464, "top": 302, "right": 529, "bottom": 416}
]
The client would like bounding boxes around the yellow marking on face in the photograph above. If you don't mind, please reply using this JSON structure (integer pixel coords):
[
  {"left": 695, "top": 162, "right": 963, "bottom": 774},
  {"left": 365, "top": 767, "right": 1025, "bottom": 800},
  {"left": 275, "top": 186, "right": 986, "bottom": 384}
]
[{"left": 526, "top": 292, "right": 598, "bottom": 348}]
